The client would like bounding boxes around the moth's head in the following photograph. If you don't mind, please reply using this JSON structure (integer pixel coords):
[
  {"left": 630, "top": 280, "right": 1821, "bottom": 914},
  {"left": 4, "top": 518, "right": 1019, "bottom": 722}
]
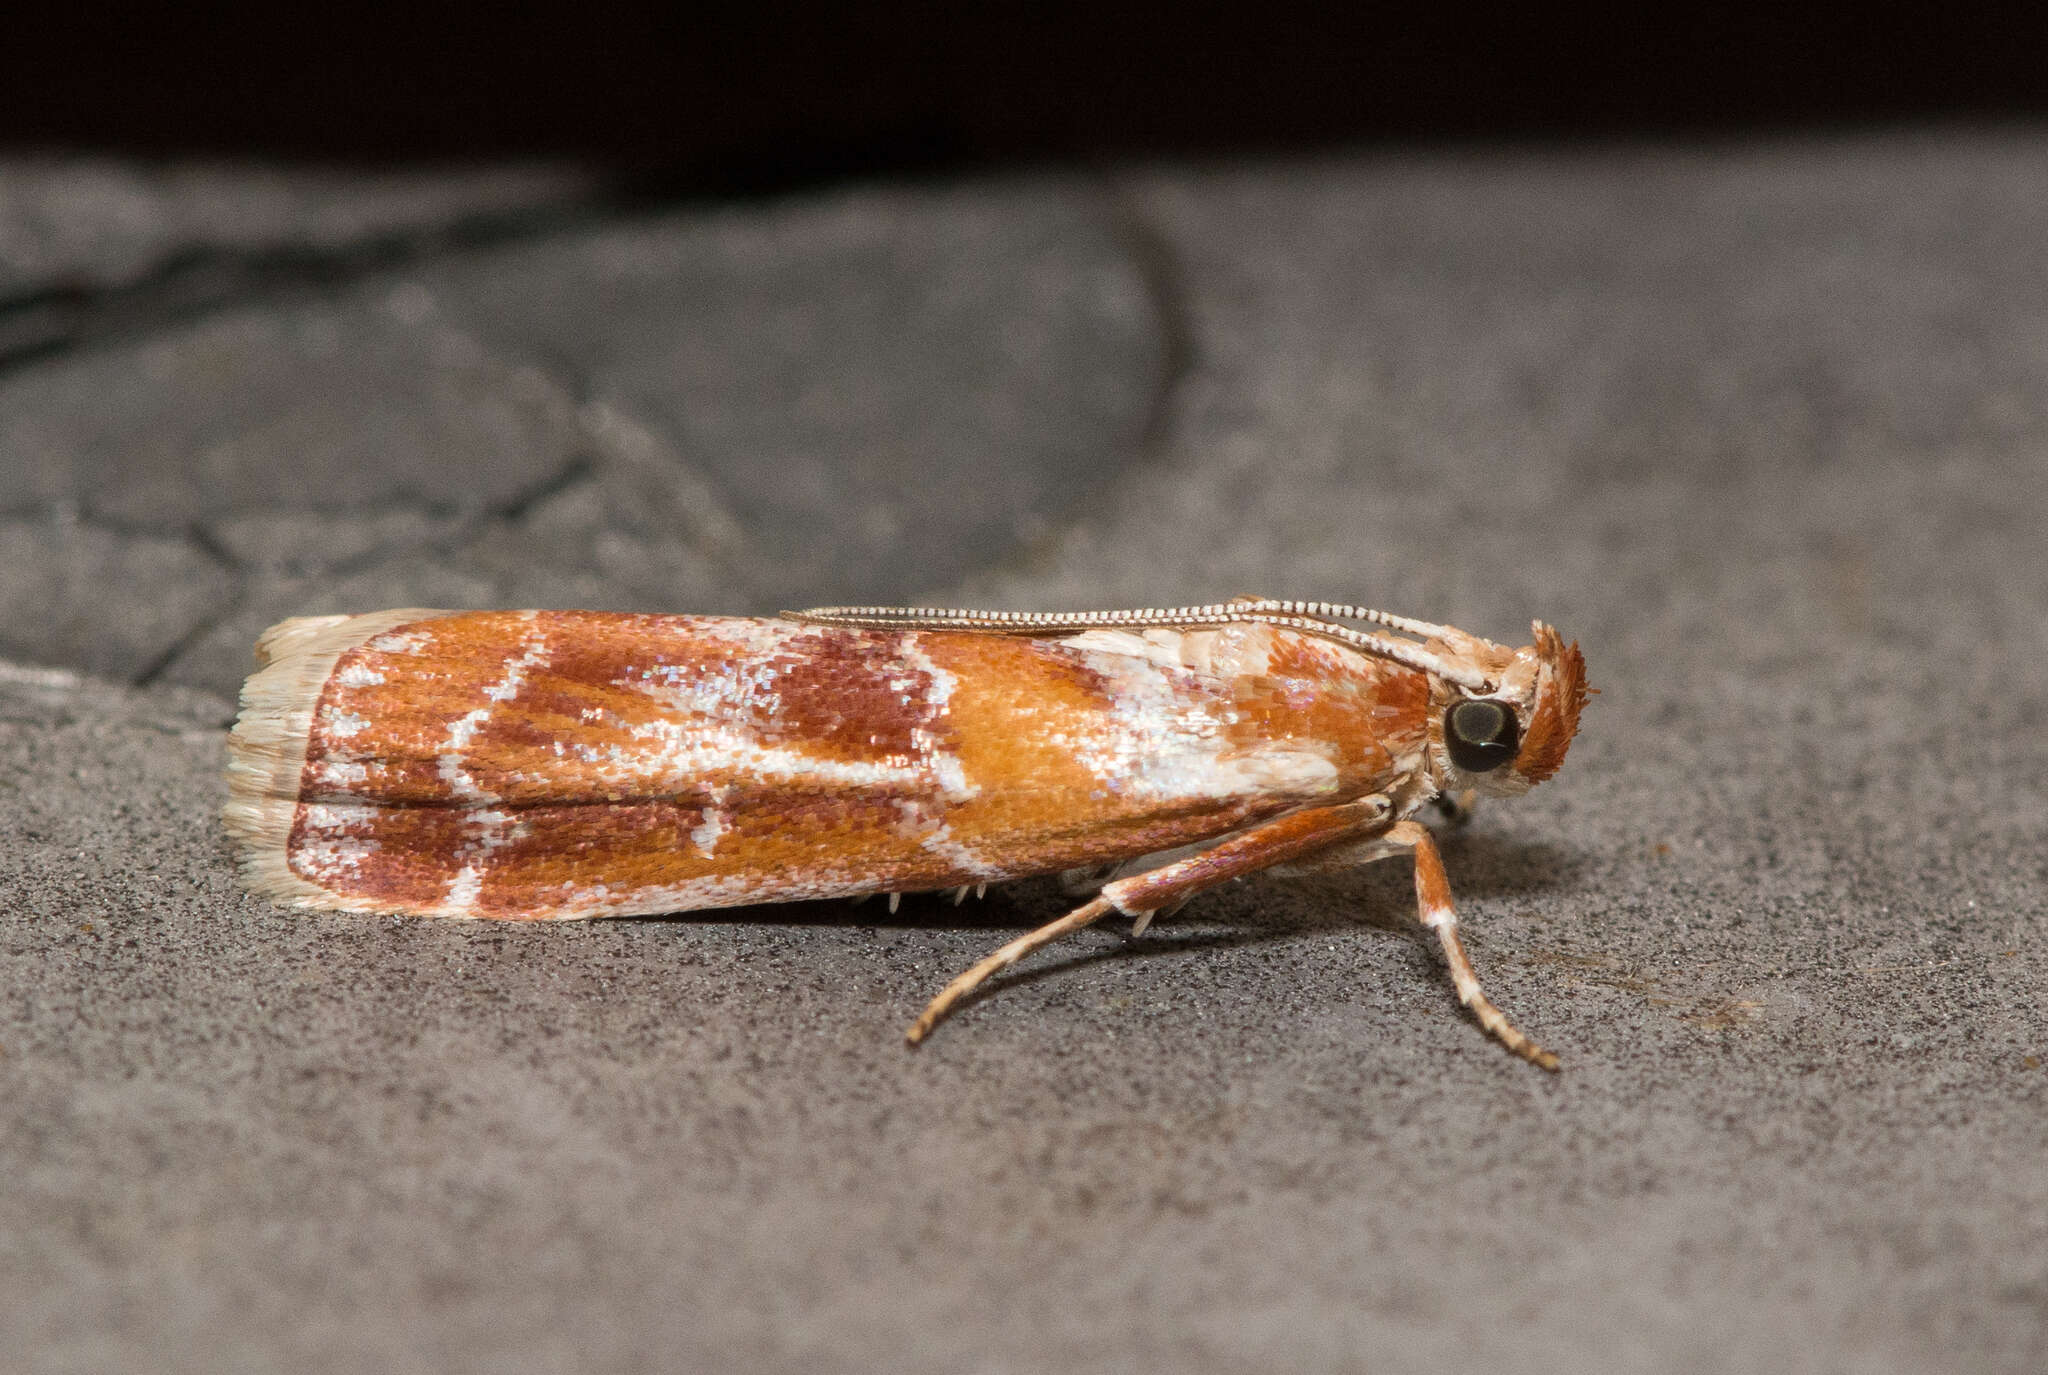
[{"left": 1424, "top": 621, "right": 1589, "bottom": 799}]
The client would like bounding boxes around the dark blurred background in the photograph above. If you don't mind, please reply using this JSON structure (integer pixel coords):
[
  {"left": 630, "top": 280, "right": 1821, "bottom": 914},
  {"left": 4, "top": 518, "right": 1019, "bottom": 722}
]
[{"left": 4, "top": 4, "right": 2041, "bottom": 176}]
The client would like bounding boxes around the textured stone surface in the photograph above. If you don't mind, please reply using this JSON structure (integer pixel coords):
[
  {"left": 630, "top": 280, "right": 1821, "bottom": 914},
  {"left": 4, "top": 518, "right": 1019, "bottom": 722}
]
[
  {"left": 0, "top": 158, "right": 600, "bottom": 296},
  {"left": 2, "top": 135, "right": 2045, "bottom": 1373},
  {"left": 0, "top": 169, "right": 1166, "bottom": 697},
  {"left": 2, "top": 290, "right": 589, "bottom": 525},
  {"left": 0, "top": 513, "right": 234, "bottom": 681},
  {"left": 426, "top": 178, "right": 1166, "bottom": 602}
]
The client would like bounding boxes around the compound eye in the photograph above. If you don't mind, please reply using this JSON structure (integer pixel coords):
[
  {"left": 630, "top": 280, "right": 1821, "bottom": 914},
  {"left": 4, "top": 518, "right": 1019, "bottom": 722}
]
[{"left": 1445, "top": 699, "right": 1519, "bottom": 773}]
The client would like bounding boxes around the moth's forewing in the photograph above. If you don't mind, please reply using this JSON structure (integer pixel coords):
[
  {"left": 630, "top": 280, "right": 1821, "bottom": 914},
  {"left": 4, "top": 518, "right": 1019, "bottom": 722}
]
[{"left": 226, "top": 612, "right": 1429, "bottom": 919}]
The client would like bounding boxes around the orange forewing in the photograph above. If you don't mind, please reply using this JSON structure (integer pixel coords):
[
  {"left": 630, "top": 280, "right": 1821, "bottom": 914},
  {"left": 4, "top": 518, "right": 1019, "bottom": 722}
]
[{"left": 271, "top": 612, "right": 1428, "bottom": 919}]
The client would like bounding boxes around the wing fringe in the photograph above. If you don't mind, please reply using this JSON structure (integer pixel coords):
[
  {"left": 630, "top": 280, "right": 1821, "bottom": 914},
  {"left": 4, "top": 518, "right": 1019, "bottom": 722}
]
[{"left": 222, "top": 609, "right": 451, "bottom": 908}]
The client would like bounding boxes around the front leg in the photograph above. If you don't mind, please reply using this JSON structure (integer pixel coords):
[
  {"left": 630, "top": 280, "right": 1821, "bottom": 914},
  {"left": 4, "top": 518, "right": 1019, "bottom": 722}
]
[
  {"left": 1386, "top": 820, "right": 1557, "bottom": 1070},
  {"left": 1270, "top": 819, "right": 1557, "bottom": 1068},
  {"left": 905, "top": 795, "right": 1394, "bottom": 1044}
]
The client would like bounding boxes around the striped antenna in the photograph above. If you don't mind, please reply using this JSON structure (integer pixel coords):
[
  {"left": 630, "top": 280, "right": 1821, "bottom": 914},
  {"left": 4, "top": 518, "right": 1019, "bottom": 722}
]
[
  {"left": 786, "top": 603, "right": 1491, "bottom": 690},
  {"left": 1203, "top": 599, "right": 1456, "bottom": 641}
]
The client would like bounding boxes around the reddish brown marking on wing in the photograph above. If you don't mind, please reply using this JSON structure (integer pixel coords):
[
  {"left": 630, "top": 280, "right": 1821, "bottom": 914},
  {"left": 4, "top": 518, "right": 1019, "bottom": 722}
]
[
  {"left": 754, "top": 626, "right": 937, "bottom": 760},
  {"left": 286, "top": 802, "right": 475, "bottom": 910}
]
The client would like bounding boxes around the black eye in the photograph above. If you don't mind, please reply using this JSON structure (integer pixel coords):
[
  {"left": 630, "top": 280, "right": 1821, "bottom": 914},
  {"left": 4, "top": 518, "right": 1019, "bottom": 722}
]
[{"left": 1445, "top": 700, "right": 1519, "bottom": 773}]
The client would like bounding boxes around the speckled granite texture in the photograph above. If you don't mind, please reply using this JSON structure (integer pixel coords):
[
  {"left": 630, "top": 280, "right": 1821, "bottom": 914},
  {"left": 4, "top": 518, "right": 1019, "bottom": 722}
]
[{"left": 3, "top": 135, "right": 2044, "bottom": 1373}]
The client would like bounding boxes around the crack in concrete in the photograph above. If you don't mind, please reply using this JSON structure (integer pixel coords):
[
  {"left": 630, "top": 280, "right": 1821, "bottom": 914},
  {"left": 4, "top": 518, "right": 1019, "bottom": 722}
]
[
  {"left": 0, "top": 182, "right": 654, "bottom": 379},
  {"left": 14, "top": 410, "right": 747, "bottom": 688},
  {"left": 126, "top": 523, "right": 243, "bottom": 688},
  {"left": 1, "top": 162, "right": 999, "bottom": 380},
  {"left": 432, "top": 327, "right": 763, "bottom": 582}
]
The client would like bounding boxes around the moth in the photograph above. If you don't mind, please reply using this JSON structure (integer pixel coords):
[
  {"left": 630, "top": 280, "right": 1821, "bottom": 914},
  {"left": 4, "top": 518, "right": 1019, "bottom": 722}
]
[{"left": 224, "top": 601, "right": 1589, "bottom": 1067}]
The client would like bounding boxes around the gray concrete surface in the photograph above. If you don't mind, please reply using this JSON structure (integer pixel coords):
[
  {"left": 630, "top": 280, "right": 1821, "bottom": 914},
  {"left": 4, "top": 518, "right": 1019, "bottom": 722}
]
[{"left": 2, "top": 133, "right": 2045, "bottom": 1373}]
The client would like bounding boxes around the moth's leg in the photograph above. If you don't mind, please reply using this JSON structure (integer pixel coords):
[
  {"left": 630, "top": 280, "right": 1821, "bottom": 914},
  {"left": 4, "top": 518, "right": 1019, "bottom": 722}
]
[
  {"left": 905, "top": 895, "right": 1117, "bottom": 1044},
  {"left": 1063, "top": 837, "right": 1244, "bottom": 920},
  {"left": 905, "top": 795, "right": 1394, "bottom": 1044},
  {"left": 1268, "top": 818, "right": 1554, "bottom": 1067},
  {"left": 1433, "top": 788, "right": 1480, "bottom": 827},
  {"left": 1384, "top": 820, "right": 1557, "bottom": 1070}
]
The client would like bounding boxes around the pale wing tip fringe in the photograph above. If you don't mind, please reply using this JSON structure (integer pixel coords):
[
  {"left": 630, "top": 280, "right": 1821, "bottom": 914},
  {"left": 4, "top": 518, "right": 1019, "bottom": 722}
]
[
  {"left": 223, "top": 608, "right": 454, "bottom": 911},
  {"left": 252, "top": 613, "right": 352, "bottom": 668}
]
